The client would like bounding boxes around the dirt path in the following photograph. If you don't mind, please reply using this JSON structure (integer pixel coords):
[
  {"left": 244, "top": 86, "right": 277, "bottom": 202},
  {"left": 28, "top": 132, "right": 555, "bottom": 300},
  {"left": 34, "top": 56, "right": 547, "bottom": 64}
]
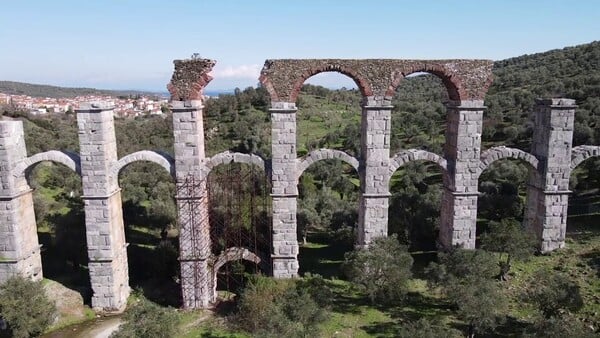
[{"left": 41, "top": 316, "right": 122, "bottom": 338}]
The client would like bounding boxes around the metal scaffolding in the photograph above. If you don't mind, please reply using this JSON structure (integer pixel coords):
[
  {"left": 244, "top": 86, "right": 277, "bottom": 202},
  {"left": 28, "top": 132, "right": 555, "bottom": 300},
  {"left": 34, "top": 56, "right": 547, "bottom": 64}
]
[
  {"left": 208, "top": 163, "right": 271, "bottom": 297},
  {"left": 176, "top": 174, "right": 211, "bottom": 308}
]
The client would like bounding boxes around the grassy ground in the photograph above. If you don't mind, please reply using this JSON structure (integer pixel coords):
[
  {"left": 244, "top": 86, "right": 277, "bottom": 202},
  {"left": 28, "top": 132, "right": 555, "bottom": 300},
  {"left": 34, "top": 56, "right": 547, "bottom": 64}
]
[{"left": 177, "top": 217, "right": 600, "bottom": 337}]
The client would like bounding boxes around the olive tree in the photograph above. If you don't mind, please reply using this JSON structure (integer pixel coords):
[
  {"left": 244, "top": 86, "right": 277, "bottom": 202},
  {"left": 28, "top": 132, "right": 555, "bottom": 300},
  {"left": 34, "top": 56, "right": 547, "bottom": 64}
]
[
  {"left": 343, "top": 234, "right": 413, "bottom": 304},
  {"left": 0, "top": 276, "right": 56, "bottom": 338}
]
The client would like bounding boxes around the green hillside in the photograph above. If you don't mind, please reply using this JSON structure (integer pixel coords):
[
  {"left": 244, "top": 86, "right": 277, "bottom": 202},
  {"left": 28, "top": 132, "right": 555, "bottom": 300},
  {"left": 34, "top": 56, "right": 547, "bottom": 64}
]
[{"left": 0, "top": 80, "right": 158, "bottom": 98}]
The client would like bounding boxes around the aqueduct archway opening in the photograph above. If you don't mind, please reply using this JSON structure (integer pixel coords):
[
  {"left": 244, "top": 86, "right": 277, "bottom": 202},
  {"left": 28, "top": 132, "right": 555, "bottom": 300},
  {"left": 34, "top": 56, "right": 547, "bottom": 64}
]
[
  {"left": 0, "top": 56, "right": 589, "bottom": 312},
  {"left": 18, "top": 155, "right": 89, "bottom": 300}
]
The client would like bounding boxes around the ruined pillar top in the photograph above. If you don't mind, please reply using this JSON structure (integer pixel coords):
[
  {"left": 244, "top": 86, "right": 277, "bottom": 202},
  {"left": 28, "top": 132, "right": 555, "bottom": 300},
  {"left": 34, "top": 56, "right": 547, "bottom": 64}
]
[{"left": 167, "top": 56, "right": 216, "bottom": 101}]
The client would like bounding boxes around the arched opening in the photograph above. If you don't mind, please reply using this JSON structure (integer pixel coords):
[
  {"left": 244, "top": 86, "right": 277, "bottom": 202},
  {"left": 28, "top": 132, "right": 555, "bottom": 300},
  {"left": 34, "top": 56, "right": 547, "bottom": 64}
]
[
  {"left": 388, "top": 160, "right": 444, "bottom": 256},
  {"left": 388, "top": 72, "right": 450, "bottom": 271},
  {"left": 118, "top": 161, "right": 178, "bottom": 306},
  {"left": 297, "top": 158, "right": 360, "bottom": 278},
  {"left": 296, "top": 72, "right": 362, "bottom": 157},
  {"left": 26, "top": 161, "right": 89, "bottom": 301},
  {"left": 207, "top": 162, "right": 271, "bottom": 302},
  {"left": 568, "top": 156, "right": 600, "bottom": 247},
  {"left": 476, "top": 159, "right": 533, "bottom": 246},
  {"left": 390, "top": 72, "right": 449, "bottom": 155},
  {"left": 211, "top": 247, "right": 265, "bottom": 312}
]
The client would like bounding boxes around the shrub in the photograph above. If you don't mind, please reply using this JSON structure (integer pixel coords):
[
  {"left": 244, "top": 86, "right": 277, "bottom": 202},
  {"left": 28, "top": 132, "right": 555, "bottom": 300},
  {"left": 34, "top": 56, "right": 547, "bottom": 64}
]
[
  {"left": 425, "top": 249, "right": 507, "bottom": 338},
  {"left": 235, "top": 275, "right": 328, "bottom": 337},
  {"left": 480, "top": 218, "right": 537, "bottom": 280},
  {"left": 0, "top": 276, "right": 56, "bottom": 338},
  {"left": 295, "top": 273, "right": 334, "bottom": 307},
  {"left": 526, "top": 269, "right": 584, "bottom": 318},
  {"left": 343, "top": 234, "right": 413, "bottom": 304},
  {"left": 110, "top": 296, "right": 179, "bottom": 338}
]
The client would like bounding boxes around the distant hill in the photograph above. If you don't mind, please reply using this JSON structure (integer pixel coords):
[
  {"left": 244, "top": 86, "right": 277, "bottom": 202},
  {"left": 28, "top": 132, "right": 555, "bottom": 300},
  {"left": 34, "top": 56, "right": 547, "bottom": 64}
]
[
  {"left": 484, "top": 40, "right": 600, "bottom": 147},
  {"left": 0, "top": 81, "right": 160, "bottom": 98}
]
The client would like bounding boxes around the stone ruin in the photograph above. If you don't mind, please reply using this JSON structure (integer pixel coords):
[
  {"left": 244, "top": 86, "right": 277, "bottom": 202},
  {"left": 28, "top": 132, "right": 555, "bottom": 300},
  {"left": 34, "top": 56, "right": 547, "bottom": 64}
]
[{"left": 0, "top": 56, "right": 598, "bottom": 311}]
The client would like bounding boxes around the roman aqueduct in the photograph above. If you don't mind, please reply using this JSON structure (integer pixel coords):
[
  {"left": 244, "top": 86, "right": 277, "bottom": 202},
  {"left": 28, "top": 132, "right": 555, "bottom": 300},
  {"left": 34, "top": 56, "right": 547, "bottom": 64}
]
[{"left": 0, "top": 57, "right": 598, "bottom": 311}]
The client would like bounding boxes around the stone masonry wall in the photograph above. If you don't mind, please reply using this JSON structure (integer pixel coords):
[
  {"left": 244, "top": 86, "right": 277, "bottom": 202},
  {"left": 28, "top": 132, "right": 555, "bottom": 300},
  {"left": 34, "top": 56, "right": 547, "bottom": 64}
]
[
  {"left": 260, "top": 59, "right": 494, "bottom": 253},
  {"left": 168, "top": 58, "right": 216, "bottom": 309},
  {"left": 525, "top": 99, "right": 576, "bottom": 252},
  {"left": 270, "top": 102, "right": 299, "bottom": 277},
  {"left": 260, "top": 59, "right": 494, "bottom": 102},
  {"left": 439, "top": 101, "right": 485, "bottom": 249},
  {"left": 77, "top": 103, "right": 129, "bottom": 311},
  {"left": 357, "top": 103, "right": 393, "bottom": 246},
  {"left": 171, "top": 99, "right": 214, "bottom": 308},
  {"left": 0, "top": 121, "right": 43, "bottom": 282}
]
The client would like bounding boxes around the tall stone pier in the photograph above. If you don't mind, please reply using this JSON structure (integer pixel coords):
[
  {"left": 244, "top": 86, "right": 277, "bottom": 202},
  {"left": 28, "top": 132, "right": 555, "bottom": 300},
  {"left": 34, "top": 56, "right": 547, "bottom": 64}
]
[
  {"left": 357, "top": 97, "right": 392, "bottom": 247},
  {"left": 525, "top": 98, "right": 576, "bottom": 252},
  {"left": 270, "top": 101, "right": 299, "bottom": 277},
  {"left": 439, "top": 100, "right": 485, "bottom": 249},
  {"left": 0, "top": 121, "right": 42, "bottom": 282},
  {"left": 168, "top": 58, "right": 216, "bottom": 308},
  {"left": 77, "top": 103, "right": 129, "bottom": 311}
]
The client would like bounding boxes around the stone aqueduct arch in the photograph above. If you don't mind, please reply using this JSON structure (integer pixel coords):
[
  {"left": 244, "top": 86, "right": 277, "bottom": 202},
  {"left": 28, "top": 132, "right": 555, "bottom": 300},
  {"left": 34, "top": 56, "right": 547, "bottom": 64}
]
[
  {"left": 0, "top": 57, "right": 589, "bottom": 312},
  {"left": 477, "top": 146, "right": 540, "bottom": 179},
  {"left": 296, "top": 149, "right": 359, "bottom": 181},
  {"left": 571, "top": 145, "right": 600, "bottom": 170},
  {"left": 111, "top": 150, "right": 175, "bottom": 179},
  {"left": 13, "top": 150, "right": 81, "bottom": 179},
  {"left": 385, "top": 149, "right": 449, "bottom": 187}
]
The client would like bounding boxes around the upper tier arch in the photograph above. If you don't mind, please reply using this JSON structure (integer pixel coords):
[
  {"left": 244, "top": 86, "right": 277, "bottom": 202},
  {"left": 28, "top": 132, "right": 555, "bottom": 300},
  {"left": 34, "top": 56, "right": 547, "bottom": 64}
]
[
  {"left": 14, "top": 150, "right": 81, "bottom": 179},
  {"left": 259, "top": 59, "right": 493, "bottom": 103},
  {"left": 571, "top": 145, "right": 600, "bottom": 170},
  {"left": 112, "top": 150, "right": 175, "bottom": 179}
]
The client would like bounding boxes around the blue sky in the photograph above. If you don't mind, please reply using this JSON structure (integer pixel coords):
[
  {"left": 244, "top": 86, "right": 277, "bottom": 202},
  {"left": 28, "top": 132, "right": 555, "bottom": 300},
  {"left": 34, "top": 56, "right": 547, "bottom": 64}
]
[{"left": 0, "top": 0, "right": 598, "bottom": 92}]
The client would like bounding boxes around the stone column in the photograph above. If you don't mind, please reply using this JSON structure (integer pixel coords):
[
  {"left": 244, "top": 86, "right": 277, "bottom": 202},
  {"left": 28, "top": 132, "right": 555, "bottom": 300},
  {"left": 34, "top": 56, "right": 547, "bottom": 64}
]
[
  {"left": 171, "top": 100, "right": 213, "bottom": 308},
  {"left": 357, "top": 97, "right": 392, "bottom": 247},
  {"left": 0, "top": 121, "right": 43, "bottom": 282},
  {"left": 168, "top": 57, "right": 215, "bottom": 308},
  {"left": 270, "top": 101, "right": 299, "bottom": 278},
  {"left": 77, "top": 103, "right": 129, "bottom": 312},
  {"left": 439, "top": 100, "right": 485, "bottom": 249},
  {"left": 524, "top": 99, "right": 575, "bottom": 252}
]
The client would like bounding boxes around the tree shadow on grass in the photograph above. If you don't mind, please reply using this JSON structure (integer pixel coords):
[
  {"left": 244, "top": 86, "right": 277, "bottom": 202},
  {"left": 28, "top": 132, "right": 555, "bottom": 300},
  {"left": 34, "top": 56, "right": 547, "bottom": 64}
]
[
  {"left": 566, "top": 215, "right": 600, "bottom": 244},
  {"left": 325, "top": 279, "right": 372, "bottom": 315},
  {"left": 485, "top": 316, "right": 533, "bottom": 337},
  {"left": 298, "top": 232, "right": 352, "bottom": 279},
  {"left": 361, "top": 292, "right": 454, "bottom": 336},
  {"left": 445, "top": 316, "right": 533, "bottom": 337},
  {"left": 127, "top": 238, "right": 181, "bottom": 307},
  {"left": 125, "top": 225, "right": 162, "bottom": 248},
  {"left": 38, "top": 220, "right": 92, "bottom": 306},
  {"left": 580, "top": 248, "right": 600, "bottom": 277}
]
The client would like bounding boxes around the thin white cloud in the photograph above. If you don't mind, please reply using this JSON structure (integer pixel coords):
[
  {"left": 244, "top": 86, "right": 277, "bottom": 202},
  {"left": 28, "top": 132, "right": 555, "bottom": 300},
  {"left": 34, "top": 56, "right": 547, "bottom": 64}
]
[{"left": 212, "top": 64, "right": 261, "bottom": 79}]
